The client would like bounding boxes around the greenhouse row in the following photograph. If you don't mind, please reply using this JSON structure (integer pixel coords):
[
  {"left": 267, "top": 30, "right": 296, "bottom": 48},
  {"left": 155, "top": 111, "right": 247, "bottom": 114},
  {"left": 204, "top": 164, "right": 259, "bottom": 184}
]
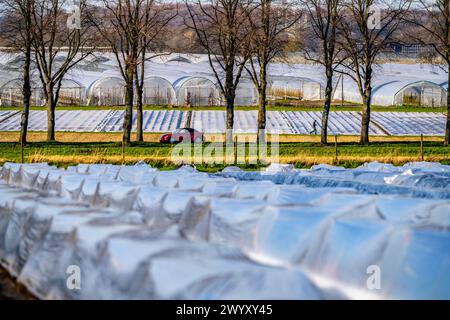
[
  {"left": 0, "top": 53, "right": 448, "bottom": 107},
  {"left": 0, "top": 74, "right": 323, "bottom": 107}
]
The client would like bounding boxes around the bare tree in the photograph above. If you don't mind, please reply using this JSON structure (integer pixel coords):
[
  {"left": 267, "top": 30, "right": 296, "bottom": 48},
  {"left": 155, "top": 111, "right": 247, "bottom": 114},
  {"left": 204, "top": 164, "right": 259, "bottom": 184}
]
[
  {"left": 404, "top": 0, "right": 449, "bottom": 145},
  {"left": 302, "top": 0, "right": 343, "bottom": 144},
  {"left": 134, "top": 2, "right": 177, "bottom": 142},
  {"left": 92, "top": 0, "right": 142, "bottom": 145},
  {"left": 245, "top": 0, "right": 301, "bottom": 143},
  {"left": 338, "top": 0, "right": 410, "bottom": 144},
  {"left": 32, "top": 0, "right": 93, "bottom": 141},
  {"left": 185, "top": 0, "right": 256, "bottom": 143},
  {"left": 1, "top": 0, "right": 35, "bottom": 145}
]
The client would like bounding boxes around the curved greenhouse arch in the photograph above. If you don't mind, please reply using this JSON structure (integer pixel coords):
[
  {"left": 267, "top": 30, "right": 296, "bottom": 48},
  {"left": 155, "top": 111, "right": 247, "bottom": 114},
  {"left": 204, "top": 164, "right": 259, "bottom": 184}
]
[
  {"left": 233, "top": 77, "right": 258, "bottom": 106},
  {"left": 268, "top": 76, "right": 324, "bottom": 101},
  {"left": 174, "top": 76, "right": 220, "bottom": 106},
  {"left": 371, "top": 80, "right": 403, "bottom": 106},
  {"left": 166, "top": 56, "right": 192, "bottom": 64},
  {"left": 0, "top": 78, "right": 44, "bottom": 106},
  {"left": 393, "top": 80, "right": 447, "bottom": 107},
  {"left": 87, "top": 76, "right": 125, "bottom": 106},
  {"left": 58, "top": 78, "right": 86, "bottom": 106},
  {"left": 142, "top": 76, "right": 177, "bottom": 105}
]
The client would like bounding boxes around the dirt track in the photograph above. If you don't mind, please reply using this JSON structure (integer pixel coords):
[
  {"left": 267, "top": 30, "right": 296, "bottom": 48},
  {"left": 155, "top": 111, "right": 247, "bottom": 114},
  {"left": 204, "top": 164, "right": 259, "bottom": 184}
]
[{"left": 0, "top": 266, "right": 36, "bottom": 300}]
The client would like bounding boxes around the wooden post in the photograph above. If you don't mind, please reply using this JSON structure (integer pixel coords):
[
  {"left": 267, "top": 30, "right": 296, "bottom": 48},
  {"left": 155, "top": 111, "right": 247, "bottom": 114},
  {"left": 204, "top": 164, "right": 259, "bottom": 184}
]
[
  {"left": 122, "top": 139, "right": 125, "bottom": 165},
  {"left": 245, "top": 141, "right": 248, "bottom": 165},
  {"left": 420, "top": 134, "right": 424, "bottom": 161},
  {"left": 334, "top": 135, "right": 338, "bottom": 163},
  {"left": 234, "top": 135, "right": 238, "bottom": 165},
  {"left": 20, "top": 141, "right": 24, "bottom": 164},
  {"left": 341, "top": 74, "right": 344, "bottom": 107}
]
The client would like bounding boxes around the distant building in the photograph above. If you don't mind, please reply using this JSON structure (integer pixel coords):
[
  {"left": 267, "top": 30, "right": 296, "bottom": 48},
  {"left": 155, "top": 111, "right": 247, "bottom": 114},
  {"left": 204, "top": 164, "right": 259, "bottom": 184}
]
[{"left": 390, "top": 44, "right": 432, "bottom": 57}]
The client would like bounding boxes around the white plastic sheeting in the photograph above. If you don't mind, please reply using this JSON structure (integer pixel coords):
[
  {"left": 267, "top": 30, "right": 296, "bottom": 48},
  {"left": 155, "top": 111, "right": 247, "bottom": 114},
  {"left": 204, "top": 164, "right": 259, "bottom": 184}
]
[
  {"left": 192, "top": 110, "right": 378, "bottom": 134},
  {"left": 268, "top": 76, "right": 324, "bottom": 100},
  {"left": 0, "top": 110, "right": 189, "bottom": 132},
  {"left": 371, "top": 112, "right": 446, "bottom": 136},
  {"left": 0, "top": 161, "right": 449, "bottom": 299},
  {"left": 393, "top": 81, "right": 447, "bottom": 107},
  {"left": 0, "top": 109, "right": 446, "bottom": 136},
  {"left": 234, "top": 78, "right": 259, "bottom": 106},
  {"left": 332, "top": 64, "right": 448, "bottom": 107},
  {"left": 174, "top": 76, "right": 221, "bottom": 106},
  {"left": 87, "top": 77, "right": 125, "bottom": 106},
  {"left": 191, "top": 110, "right": 440, "bottom": 135},
  {"left": 142, "top": 76, "right": 177, "bottom": 105},
  {"left": 0, "top": 79, "right": 45, "bottom": 107},
  {"left": 280, "top": 111, "right": 386, "bottom": 135}
]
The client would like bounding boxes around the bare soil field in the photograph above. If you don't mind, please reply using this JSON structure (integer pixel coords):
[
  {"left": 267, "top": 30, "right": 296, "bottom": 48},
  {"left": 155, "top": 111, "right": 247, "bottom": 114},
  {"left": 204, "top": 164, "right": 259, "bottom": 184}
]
[{"left": 0, "top": 266, "right": 35, "bottom": 300}]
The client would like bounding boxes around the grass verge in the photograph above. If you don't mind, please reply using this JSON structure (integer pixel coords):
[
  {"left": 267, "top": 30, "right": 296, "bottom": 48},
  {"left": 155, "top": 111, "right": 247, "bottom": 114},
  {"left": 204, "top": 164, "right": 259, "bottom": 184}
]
[{"left": 1, "top": 138, "right": 449, "bottom": 171}]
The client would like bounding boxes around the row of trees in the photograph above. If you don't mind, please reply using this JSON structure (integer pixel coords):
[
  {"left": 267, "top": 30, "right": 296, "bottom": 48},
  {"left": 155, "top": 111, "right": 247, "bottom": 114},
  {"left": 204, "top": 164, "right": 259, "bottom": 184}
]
[
  {"left": 1, "top": 0, "right": 449, "bottom": 147},
  {"left": 185, "top": 0, "right": 449, "bottom": 145},
  {"left": 1, "top": 0, "right": 95, "bottom": 143},
  {"left": 1, "top": 0, "right": 176, "bottom": 145},
  {"left": 301, "top": 0, "right": 449, "bottom": 145}
]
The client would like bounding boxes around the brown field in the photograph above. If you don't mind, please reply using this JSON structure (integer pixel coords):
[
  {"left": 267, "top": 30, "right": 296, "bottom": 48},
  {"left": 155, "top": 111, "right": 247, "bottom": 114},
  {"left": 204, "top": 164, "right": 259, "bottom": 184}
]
[
  {"left": 0, "top": 132, "right": 163, "bottom": 142},
  {"left": 0, "top": 266, "right": 35, "bottom": 300}
]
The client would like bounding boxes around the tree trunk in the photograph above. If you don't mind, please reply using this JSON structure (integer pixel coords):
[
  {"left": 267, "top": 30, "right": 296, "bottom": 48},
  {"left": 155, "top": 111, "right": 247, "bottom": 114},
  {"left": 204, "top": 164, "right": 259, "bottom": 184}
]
[
  {"left": 226, "top": 96, "right": 234, "bottom": 144},
  {"left": 46, "top": 84, "right": 55, "bottom": 142},
  {"left": 321, "top": 67, "right": 333, "bottom": 145},
  {"left": 257, "top": 86, "right": 267, "bottom": 144},
  {"left": 20, "top": 44, "right": 32, "bottom": 146},
  {"left": 123, "top": 81, "right": 133, "bottom": 145},
  {"left": 360, "top": 89, "right": 371, "bottom": 145},
  {"left": 445, "top": 64, "right": 450, "bottom": 145},
  {"left": 135, "top": 77, "right": 144, "bottom": 143},
  {"left": 257, "top": 62, "right": 267, "bottom": 144},
  {"left": 225, "top": 67, "right": 235, "bottom": 144}
]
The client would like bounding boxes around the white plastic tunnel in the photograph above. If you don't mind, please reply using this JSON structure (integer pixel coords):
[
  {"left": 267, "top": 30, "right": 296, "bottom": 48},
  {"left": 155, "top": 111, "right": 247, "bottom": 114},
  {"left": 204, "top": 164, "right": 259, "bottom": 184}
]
[
  {"left": 57, "top": 79, "right": 86, "bottom": 106},
  {"left": 234, "top": 77, "right": 258, "bottom": 106},
  {"left": 394, "top": 81, "right": 447, "bottom": 107},
  {"left": 87, "top": 76, "right": 125, "bottom": 106},
  {"left": 142, "top": 76, "right": 177, "bottom": 105},
  {"left": 268, "top": 76, "right": 324, "bottom": 101},
  {"left": 0, "top": 78, "right": 44, "bottom": 106},
  {"left": 174, "top": 76, "right": 221, "bottom": 106}
]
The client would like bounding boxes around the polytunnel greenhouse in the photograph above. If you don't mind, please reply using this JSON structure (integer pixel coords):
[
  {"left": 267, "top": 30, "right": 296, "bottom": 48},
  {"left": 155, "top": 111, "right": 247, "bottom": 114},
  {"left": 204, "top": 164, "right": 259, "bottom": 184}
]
[
  {"left": 57, "top": 79, "right": 85, "bottom": 106},
  {"left": 268, "top": 76, "right": 324, "bottom": 101},
  {"left": 234, "top": 78, "right": 258, "bottom": 106},
  {"left": 393, "top": 81, "right": 447, "bottom": 107},
  {"left": 87, "top": 76, "right": 125, "bottom": 106},
  {"left": 142, "top": 76, "right": 177, "bottom": 105},
  {"left": 334, "top": 75, "right": 448, "bottom": 107},
  {"left": 0, "top": 78, "right": 44, "bottom": 106},
  {"left": 174, "top": 76, "right": 221, "bottom": 106}
]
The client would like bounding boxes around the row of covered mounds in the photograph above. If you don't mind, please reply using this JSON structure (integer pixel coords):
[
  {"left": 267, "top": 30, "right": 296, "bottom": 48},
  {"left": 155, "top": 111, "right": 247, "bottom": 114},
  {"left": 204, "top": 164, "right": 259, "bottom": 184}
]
[
  {"left": 0, "top": 162, "right": 449, "bottom": 299},
  {"left": 219, "top": 162, "right": 450, "bottom": 199},
  {"left": 0, "top": 162, "right": 333, "bottom": 299},
  {"left": 0, "top": 110, "right": 446, "bottom": 135}
]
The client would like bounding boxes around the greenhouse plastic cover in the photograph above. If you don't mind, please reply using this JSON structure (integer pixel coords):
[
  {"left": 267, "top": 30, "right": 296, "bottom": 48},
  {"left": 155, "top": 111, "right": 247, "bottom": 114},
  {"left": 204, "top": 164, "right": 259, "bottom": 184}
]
[
  {"left": 1, "top": 51, "right": 448, "bottom": 107},
  {"left": 0, "top": 161, "right": 449, "bottom": 299}
]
